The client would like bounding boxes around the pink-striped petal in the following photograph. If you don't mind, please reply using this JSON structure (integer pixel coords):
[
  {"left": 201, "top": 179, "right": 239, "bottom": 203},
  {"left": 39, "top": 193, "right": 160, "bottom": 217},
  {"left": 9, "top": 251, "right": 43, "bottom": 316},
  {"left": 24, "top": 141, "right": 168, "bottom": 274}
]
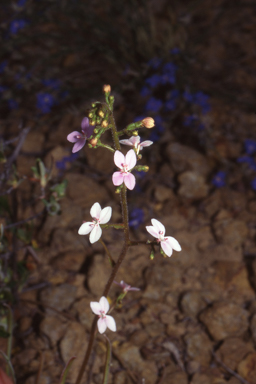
[
  {"left": 99, "top": 206, "right": 112, "bottom": 224},
  {"left": 97, "top": 318, "right": 107, "bottom": 334},
  {"left": 99, "top": 296, "right": 109, "bottom": 313},
  {"left": 90, "top": 202, "right": 101, "bottom": 219},
  {"left": 125, "top": 149, "right": 137, "bottom": 170},
  {"left": 90, "top": 301, "right": 101, "bottom": 315},
  {"left": 146, "top": 225, "right": 159, "bottom": 239},
  {"left": 140, "top": 140, "right": 153, "bottom": 148},
  {"left": 72, "top": 139, "right": 86, "bottom": 153},
  {"left": 105, "top": 315, "right": 116, "bottom": 332},
  {"left": 165, "top": 236, "right": 182, "bottom": 252},
  {"left": 67, "top": 131, "right": 81, "bottom": 143},
  {"left": 114, "top": 150, "right": 125, "bottom": 168},
  {"left": 112, "top": 172, "right": 124, "bottom": 186},
  {"left": 119, "top": 139, "right": 134, "bottom": 146},
  {"left": 124, "top": 173, "right": 136, "bottom": 190},
  {"left": 89, "top": 225, "right": 102, "bottom": 243},
  {"left": 129, "top": 136, "right": 140, "bottom": 146},
  {"left": 160, "top": 240, "right": 173, "bottom": 257},
  {"left": 78, "top": 222, "right": 93, "bottom": 235},
  {"left": 151, "top": 219, "right": 165, "bottom": 236}
]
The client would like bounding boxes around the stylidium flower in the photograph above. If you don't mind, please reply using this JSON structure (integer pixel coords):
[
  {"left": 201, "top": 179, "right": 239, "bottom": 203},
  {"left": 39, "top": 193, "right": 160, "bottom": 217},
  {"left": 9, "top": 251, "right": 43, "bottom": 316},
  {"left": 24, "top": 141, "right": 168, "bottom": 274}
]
[
  {"left": 119, "top": 136, "right": 153, "bottom": 154},
  {"left": 78, "top": 202, "right": 112, "bottom": 244},
  {"left": 67, "top": 117, "right": 94, "bottom": 153},
  {"left": 112, "top": 149, "right": 137, "bottom": 190},
  {"left": 114, "top": 280, "right": 140, "bottom": 292},
  {"left": 146, "top": 219, "right": 181, "bottom": 257},
  {"left": 90, "top": 296, "right": 116, "bottom": 334}
]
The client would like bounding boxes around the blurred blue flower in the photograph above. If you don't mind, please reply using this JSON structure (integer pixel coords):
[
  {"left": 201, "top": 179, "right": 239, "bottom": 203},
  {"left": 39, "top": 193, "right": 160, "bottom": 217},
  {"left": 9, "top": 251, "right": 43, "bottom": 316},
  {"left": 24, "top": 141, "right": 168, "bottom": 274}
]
[
  {"left": 251, "top": 177, "right": 256, "bottom": 191},
  {"left": 8, "top": 99, "right": 18, "bottom": 110},
  {"left": 183, "top": 90, "right": 194, "bottom": 103},
  {"left": 170, "top": 48, "right": 180, "bottom": 55},
  {"left": 237, "top": 155, "right": 253, "bottom": 164},
  {"left": 134, "top": 115, "right": 145, "bottom": 122},
  {"left": 17, "top": 0, "right": 27, "bottom": 6},
  {"left": 129, "top": 208, "right": 144, "bottom": 229},
  {"left": 56, "top": 159, "right": 66, "bottom": 171},
  {"left": 244, "top": 139, "right": 256, "bottom": 155},
  {"left": 0, "top": 61, "right": 7, "bottom": 74},
  {"left": 140, "top": 86, "right": 151, "bottom": 97},
  {"left": 145, "top": 74, "right": 162, "bottom": 88},
  {"left": 42, "top": 78, "right": 61, "bottom": 90},
  {"left": 0, "top": 85, "right": 8, "bottom": 93},
  {"left": 36, "top": 92, "right": 55, "bottom": 114},
  {"left": 9, "top": 19, "right": 27, "bottom": 34},
  {"left": 145, "top": 97, "right": 162, "bottom": 113},
  {"left": 154, "top": 115, "right": 164, "bottom": 132},
  {"left": 161, "top": 62, "right": 177, "bottom": 85},
  {"left": 193, "top": 91, "right": 211, "bottom": 114},
  {"left": 212, "top": 171, "right": 226, "bottom": 188},
  {"left": 149, "top": 130, "right": 160, "bottom": 142},
  {"left": 184, "top": 115, "right": 197, "bottom": 127},
  {"left": 147, "top": 57, "right": 162, "bottom": 69},
  {"left": 165, "top": 99, "right": 176, "bottom": 111}
]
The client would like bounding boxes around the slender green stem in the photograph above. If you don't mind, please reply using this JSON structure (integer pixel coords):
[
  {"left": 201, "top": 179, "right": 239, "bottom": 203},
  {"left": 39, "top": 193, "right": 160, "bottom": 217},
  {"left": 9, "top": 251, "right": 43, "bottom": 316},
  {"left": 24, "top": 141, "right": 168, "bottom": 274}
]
[
  {"left": 102, "top": 335, "right": 112, "bottom": 384},
  {"left": 99, "top": 238, "right": 115, "bottom": 267},
  {"left": 97, "top": 142, "right": 115, "bottom": 153},
  {"left": 4, "top": 304, "right": 13, "bottom": 376}
]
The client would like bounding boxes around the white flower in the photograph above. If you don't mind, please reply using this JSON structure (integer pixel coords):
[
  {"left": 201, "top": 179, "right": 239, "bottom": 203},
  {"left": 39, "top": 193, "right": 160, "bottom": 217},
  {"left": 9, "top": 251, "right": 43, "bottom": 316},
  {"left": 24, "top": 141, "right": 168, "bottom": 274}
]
[
  {"left": 78, "top": 202, "right": 112, "bottom": 244},
  {"left": 119, "top": 136, "right": 153, "bottom": 154},
  {"left": 90, "top": 296, "right": 116, "bottom": 334},
  {"left": 146, "top": 218, "right": 181, "bottom": 257}
]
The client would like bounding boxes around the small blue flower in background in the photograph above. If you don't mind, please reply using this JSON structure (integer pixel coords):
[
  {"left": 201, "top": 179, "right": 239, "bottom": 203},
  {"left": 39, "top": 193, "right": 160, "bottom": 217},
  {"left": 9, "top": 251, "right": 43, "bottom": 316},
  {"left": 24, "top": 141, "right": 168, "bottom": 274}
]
[
  {"left": 154, "top": 115, "right": 164, "bottom": 132},
  {"left": 251, "top": 177, "right": 256, "bottom": 191},
  {"left": 145, "top": 74, "right": 162, "bottom": 88},
  {"left": 140, "top": 86, "right": 151, "bottom": 97},
  {"left": 244, "top": 139, "right": 256, "bottom": 155},
  {"left": 165, "top": 90, "right": 179, "bottom": 111},
  {"left": 129, "top": 208, "right": 144, "bottom": 229},
  {"left": 145, "top": 97, "right": 162, "bottom": 113},
  {"left": 147, "top": 57, "right": 162, "bottom": 69},
  {"left": 134, "top": 115, "right": 145, "bottom": 122},
  {"left": 36, "top": 92, "right": 55, "bottom": 114},
  {"left": 8, "top": 99, "right": 18, "bottom": 110},
  {"left": 193, "top": 91, "right": 211, "bottom": 114},
  {"left": 0, "top": 85, "right": 8, "bottom": 93},
  {"left": 237, "top": 155, "right": 256, "bottom": 171},
  {"left": 170, "top": 48, "right": 180, "bottom": 55},
  {"left": 0, "top": 61, "right": 7, "bottom": 74},
  {"left": 184, "top": 115, "right": 197, "bottom": 127},
  {"left": 17, "top": 0, "right": 27, "bottom": 6},
  {"left": 9, "top": 19, "right": 27, "bottom": 34},
  {"left": 183, "top": 90, "right": 194, "bottom": 103},
  {"left": 42, "top": 78, "right": 61, "bottom": 90},
  {"left": 56, "top": 152, "right": 79, "bottom": 171},
  {"left": 212, "top": 171, "right": 226, "bottom": 188},
  {"left": 161, "top": 62, "right": 177, "bottom": 85}
]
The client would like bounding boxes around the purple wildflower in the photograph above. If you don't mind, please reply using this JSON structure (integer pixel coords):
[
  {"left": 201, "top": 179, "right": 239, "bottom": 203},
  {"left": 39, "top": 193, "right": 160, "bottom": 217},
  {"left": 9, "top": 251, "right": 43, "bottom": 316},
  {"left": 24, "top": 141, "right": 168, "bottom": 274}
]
[
  {"left": 36, "top": 93, "right": 55, "bottom": 114},
  {"left": 212, "top": 171, "right": 226, "bottom": 188},
  {"left": 9, "top": 19, "right": 27, "bottom": 34},
  {"left": 114, "top": 280, "right": 140, "bottom": 292},
  {"left": 67, "top": 117, "right": 94, "bottom": 153},
  {"left": 244, "top": 139, "right": 256, "bottom": 155}
]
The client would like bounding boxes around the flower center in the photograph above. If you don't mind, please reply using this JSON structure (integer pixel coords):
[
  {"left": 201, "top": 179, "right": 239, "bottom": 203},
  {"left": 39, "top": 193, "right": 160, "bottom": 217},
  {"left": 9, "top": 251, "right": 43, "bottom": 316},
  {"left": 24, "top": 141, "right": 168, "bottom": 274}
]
[
  {"left": 120, "top": 162, "right": 129, "bottom": 174},
  {"left": 92, "top": 218, "right": 100, "bottom": 226},
  {"left": 99, "top": 310, "right": 106, "bottom": 319},
  {"left": 158, "top": 231, "right": 166, "bottom": 242}
]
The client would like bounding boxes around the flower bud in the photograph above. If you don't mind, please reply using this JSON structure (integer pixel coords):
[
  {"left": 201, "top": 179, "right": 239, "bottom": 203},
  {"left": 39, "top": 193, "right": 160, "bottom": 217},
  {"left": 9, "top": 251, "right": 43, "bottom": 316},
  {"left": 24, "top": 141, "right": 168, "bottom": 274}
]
[
  {"left": 89, "top": 138, "right": 98, "bottom": 147},
  {"left": 92, "top": 103, "right": 96, "bottom": 108},
  {"left": 142, "top": 117, "right": 155, "bottom": 129},
  {"left": 98, "top": 110, "right": 104, "bottom": 118},
  {"left": 133, "top": 130, "right": 138, "bottom": 136},
  {"left": 88, "top": 112, "right": 94, "bottom": 118},
  {"left": 103, "top": 84, "right": 111, "bottom": 93},
  {"left": 150, "top": 250, "right": 154, "bottom": 260},
  {"left": 102, "top": 120, "right": 108, "bottom": 128}
]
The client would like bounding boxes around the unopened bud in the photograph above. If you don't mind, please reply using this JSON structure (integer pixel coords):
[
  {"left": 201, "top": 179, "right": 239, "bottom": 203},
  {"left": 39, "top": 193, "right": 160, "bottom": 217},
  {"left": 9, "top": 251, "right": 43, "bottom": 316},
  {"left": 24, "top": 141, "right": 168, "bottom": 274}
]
[
  {"left": 88, "top": 112, "right": 94, "bottom": 118},
  {"left": 96, "top": 117, "right": 101, "bottom": 124},
  {"left": 92, "top": 103, "right": 96, "bottom": 108},
  {"left": 142, "top": 117, "right": 155, "bottom": 129},
  {"left": 115, "top": 186, "right": 121, "bottom": 194},
  {"left": 94, "top": 128, "right": 98, "bottom": 134},
  {"left": 133, "top": 130, "right": 138, "bottom": 136},
  {"left": 98, "top": 110, "right": 104, "bottom": 118},
  {"left": 102, "top": 120, "right": 108, "bottom": 128},
  {"left": 150, "top": 251, "right": 154, "bottom": 260},
  {"left": 103, "top": 84, "right": 111, "bottom": 93},
  {"left": 89, "top": 138, "right": 98, "bottom": 147}
]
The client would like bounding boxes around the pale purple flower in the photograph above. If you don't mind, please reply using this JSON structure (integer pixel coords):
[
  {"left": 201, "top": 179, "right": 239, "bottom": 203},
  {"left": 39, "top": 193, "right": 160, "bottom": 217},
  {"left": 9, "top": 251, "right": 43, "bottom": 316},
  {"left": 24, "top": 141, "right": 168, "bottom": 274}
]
[
  {"left": 90, "top": 296, "right": 116, "bottom": 334},
  {"left": 146, "top": 219, "right": 181, "bottom": 257},
  {"left": 67, "top": 117, "right": 94, "bottom": 153},
  {"left": 114, "top": 280, "right": 140, "bottom": 292},
  {"left": 119, "top": 136, "right": 153, "bottom": 155},
  {"left": 78, "top": 202, "right": 112, "bottom": 244},
  {"left": 112, "top": 149, "right": 137, "bottom": 190}
]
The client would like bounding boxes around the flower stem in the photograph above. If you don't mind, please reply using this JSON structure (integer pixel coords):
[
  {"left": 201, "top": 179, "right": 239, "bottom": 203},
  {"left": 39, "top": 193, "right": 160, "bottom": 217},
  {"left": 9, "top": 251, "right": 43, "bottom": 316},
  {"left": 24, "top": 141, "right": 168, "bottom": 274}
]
[{"left": 99, "top": 238, "right": 115, "bottom": 267}]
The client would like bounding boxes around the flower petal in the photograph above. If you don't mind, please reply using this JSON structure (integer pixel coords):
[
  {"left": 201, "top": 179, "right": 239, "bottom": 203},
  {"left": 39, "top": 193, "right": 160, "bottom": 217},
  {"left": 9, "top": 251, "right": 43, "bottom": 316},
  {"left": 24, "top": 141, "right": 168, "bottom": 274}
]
[
  {"left": 89, "top": 225, "right": 102, "bottom": 243},
  {"left": 72, "top": 139, "right": 86, "bottom": 153},
  {"left": 105, "top": 315, "right": 116, "bottom": 332},
  {"left": 90, "top": 301, "right": 101, "bottom": 315},
  {"left": 160, "top": 240, "right": 173, "bottom": 257},
  {"left": 112, "top": 172, "right": 124, "bottom": 186},
  {"left": 78, "top": 222, "right": 93, "bottom": 235},
  {"left": 151, "top": 219, "right": 165, "bottom": 236},
  {"left": 125, "top": 149, "right": 137, "bottom": 170},
  {"left": 97, "top": 318, "right": 107, "bottom": 334},
  {"left": 99, "top": 296, "right": 109, "bottom": 313},
  {"left": 129, "top": 136, "right": 140, "bottom": 146},
  {"left": 114, "top": 150, "right": 125, "bottom": 168},
  {"left": 67, "top": 131, "right": 81, "bottom": 143},
  {"left": 124, "top": 173, "right": 136, "bottom": 190},
  {"left": 165, "top": 236, "right": 182, "bottom": 252},
  {"left": 81, "top": 117, "right": 89, "bottom": 130},
  {"left": 99, "top": 206, "right": 112, "bottom": 224},
  {"left": 146, "top": 225, "right": 159, "bottom": 239},
  {"left": 90, "top": 202, "right": 101, "bottom": 219},
  {"left": 140, "top": 140, "right": 153, "bottom": 148},
  {"left": 119, "top": 139, "right": 134, "bottom": 146}
]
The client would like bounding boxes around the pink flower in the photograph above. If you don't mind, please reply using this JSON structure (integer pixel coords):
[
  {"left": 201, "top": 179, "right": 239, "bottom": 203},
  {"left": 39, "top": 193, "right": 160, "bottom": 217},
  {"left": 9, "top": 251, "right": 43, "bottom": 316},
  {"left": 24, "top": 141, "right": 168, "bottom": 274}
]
[
  {"left": 90, "top": 296, "right": 116, "bottom": 334},
  {"left": 67, "top": 117, "right": 94, "bottom": 153},
  {"left": 146, "top": 219, "right": 181, "bottom": 257},
  {"left": 112, "top": 149, "right": 137, "bottom": 190},
  {"left": 78, "top": 202, "right": 112, "bottom": 244},
  {"left": 119, "top": 136, "right": 153, "bottom": 154},
  {"left": 114, "top": 280, "right": 140, "bottom": 292}
]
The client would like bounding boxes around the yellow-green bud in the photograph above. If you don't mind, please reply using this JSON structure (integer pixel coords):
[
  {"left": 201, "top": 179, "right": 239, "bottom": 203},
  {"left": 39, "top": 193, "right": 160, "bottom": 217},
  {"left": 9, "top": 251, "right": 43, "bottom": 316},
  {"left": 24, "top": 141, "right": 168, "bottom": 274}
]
[
  {"left": 101, "top": 120, "right": 108, "bottom": 128},
  {"left": 88, "top": 112, "right": 94, "bottom": 118},
  {"left": 133, "top": 130, "right": 138, "bottom": 136},
  {"left": 103, "top": 84, "right": 111, "bottom": 93},
  {"left": 98, "top": 110, "right": 104, "bottom": 118},
  {"left": 89, "top": 138, "right": 98, "bottom": 147}
]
